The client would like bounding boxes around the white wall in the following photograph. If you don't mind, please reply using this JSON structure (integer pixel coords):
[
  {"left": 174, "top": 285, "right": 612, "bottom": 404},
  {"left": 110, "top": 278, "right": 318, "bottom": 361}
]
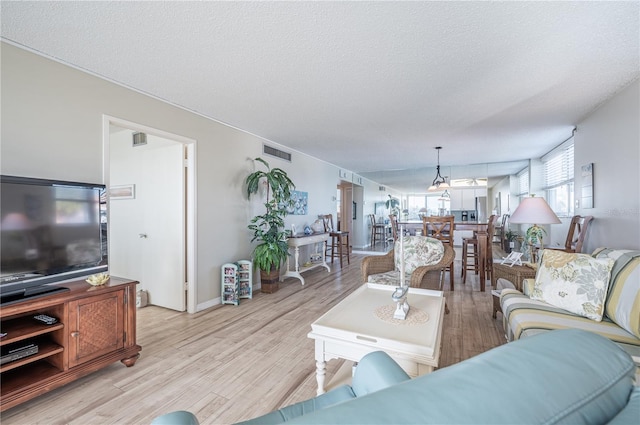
[
  {"left": 0, "top": 43, "right": 347, "bottom": 310},
  {"left": 574, "top": 79, "right": 640, "bottom": 252}
]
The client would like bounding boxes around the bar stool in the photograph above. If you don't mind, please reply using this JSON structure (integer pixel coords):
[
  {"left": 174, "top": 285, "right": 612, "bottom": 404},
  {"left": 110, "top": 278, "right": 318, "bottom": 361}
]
[
  {"left": 322, "top": 214, "right": 350, "bottom": 268},
  {"left": 388, "top": 214, "right": 399, "bottom": 242},
  {"left": 369, "top": 214, "right": 386, "bottom": 247},
  {"left": 461, "top": 236, "right": 479, "bottom": 284},
  {"left": 461, "top": 215, "right": 498, "bottom": 285}
]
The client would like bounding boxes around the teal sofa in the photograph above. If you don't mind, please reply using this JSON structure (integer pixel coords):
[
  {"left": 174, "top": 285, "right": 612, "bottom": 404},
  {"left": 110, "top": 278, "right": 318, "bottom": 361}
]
[{"left": 152, "top": 329, "right": 639, "bottom": 424}]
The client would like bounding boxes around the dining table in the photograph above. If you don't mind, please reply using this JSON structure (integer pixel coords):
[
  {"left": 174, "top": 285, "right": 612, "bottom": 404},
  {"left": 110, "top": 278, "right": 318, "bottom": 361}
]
[{"left": 397, "top": 219, "right": 491, "bottom": 291}]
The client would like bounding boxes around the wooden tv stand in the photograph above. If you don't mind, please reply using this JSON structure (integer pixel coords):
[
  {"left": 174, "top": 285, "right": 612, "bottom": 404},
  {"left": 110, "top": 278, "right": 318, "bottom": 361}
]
[{"left": 0, "top": 277, "right": 141, "bottom": 412}]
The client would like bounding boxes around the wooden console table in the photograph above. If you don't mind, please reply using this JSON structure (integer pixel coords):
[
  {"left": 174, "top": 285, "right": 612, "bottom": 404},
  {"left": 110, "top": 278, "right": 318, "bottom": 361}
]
[
  {"left": 0, "top": 277, "right": 141, "bottom": 411},
  {"left": 282, "top": 233, "right": 331, "bottom": 285}
]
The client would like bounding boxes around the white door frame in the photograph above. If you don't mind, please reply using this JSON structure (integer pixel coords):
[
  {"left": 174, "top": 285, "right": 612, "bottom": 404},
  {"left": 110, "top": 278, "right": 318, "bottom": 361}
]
[{"left": 102, "top": 115, "right": 197, "bottom": 313}]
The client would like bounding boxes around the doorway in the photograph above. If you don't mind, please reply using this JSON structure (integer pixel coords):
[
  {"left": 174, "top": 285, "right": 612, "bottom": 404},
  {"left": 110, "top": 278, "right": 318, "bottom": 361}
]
[
  {"left": 338, "top": 182, "right": 353, "bottom": 250},
  {"left": 103, "top": 116, "right": 196, "bottom": 313}
]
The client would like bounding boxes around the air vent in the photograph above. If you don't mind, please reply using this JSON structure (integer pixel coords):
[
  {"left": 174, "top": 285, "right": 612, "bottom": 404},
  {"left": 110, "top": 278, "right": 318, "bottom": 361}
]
[
  {"left": 263, "top": 144, "right": 291, "bottom": 162},
  {"left": 379, "top": 186, "right": 386, "bottom": 191},
  {"left": 132, "top": 132, "right": 147, "bottom": 147}
]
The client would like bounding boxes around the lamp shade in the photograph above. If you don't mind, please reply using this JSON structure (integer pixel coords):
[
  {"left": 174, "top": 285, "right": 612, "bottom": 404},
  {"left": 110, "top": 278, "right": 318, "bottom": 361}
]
[
  {"left": 1, "top": 213, "right": 32, "bottom": 230},
  {"left": 509, "top": 196, "right": 561, "bottom": 225}
]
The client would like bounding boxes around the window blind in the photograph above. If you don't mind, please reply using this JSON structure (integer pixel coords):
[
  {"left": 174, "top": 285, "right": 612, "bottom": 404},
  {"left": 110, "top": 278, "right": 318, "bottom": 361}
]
[
  {"left": 543, "top": 143, "right": 574, "bottom": 189},
  {"left": 516, "top": 168, "right": 529, "bottom": 196}
]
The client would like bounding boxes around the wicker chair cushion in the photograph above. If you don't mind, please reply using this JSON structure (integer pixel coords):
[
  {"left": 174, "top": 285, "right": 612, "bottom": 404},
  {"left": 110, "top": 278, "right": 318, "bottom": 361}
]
[{"left": 394, "top": 236, "right": 444, "bottom": 275}]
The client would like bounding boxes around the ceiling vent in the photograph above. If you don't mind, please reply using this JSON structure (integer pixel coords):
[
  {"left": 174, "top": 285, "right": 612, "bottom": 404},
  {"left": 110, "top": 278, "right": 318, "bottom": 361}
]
[
  {"left": 263, "top": 144, "right": 291, "bottom": 162},
  {"left": 132, "top": 132, "right": 147, "bottom": 147}
]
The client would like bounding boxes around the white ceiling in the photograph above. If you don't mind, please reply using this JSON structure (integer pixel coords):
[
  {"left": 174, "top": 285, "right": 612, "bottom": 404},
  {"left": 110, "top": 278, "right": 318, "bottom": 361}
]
[{"left": 2, "top": 1, "right": 639, "bottom": 192}]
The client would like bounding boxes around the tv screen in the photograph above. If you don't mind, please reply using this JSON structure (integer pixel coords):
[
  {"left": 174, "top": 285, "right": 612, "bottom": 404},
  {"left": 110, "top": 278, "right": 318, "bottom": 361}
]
[{"left": 0, "top": 175, "right": 108, "bottom": 298}]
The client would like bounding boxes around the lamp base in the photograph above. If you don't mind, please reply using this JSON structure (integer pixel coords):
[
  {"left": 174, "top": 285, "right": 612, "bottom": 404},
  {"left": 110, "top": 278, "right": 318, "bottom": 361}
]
[{"left": 393, "top": 299, "right": 410, "bottom": 320}]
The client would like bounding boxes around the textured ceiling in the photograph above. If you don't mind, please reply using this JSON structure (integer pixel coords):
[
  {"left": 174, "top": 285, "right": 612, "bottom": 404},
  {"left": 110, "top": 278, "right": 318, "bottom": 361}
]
[{"left": 2, "top": 1, "right": 639, "bottom": 192}]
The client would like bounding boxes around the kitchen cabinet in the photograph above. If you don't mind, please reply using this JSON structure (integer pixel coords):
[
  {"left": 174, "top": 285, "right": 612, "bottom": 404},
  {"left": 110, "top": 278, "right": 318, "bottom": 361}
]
[{"left": 450, "top": 188, "right": 487, "bottom": 210}]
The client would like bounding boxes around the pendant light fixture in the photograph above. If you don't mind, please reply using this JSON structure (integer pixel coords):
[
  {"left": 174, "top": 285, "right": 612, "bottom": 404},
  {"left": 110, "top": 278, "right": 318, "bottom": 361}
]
[{"left": 428, "top": 146, "right": 450, "bottom": 191}]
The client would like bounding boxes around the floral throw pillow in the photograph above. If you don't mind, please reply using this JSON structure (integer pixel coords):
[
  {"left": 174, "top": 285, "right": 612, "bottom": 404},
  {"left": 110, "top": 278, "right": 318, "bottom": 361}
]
[{"left": 531, "top": 249, "right": 614, "bottom": 321}]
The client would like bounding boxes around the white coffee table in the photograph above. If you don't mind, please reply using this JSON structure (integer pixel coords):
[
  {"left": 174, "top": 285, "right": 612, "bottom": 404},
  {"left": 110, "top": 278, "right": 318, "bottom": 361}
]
[{"left": 307, "top": 283, "right": 445, "bottom": 395}]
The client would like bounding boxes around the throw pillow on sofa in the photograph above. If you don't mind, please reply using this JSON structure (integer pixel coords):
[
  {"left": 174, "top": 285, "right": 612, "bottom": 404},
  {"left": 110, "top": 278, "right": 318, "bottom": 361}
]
[
  {"left": 593, "top": 248, "right": 640, "bottom": 338},
  {"left": 531, "top": 249, "right": 614, "bottom": 321}
]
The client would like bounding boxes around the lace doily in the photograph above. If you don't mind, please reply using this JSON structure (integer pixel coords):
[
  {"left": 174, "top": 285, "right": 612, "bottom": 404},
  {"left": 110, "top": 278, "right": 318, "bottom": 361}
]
[{"left": 374, "top": 304, "right": 429, "bottom": 325}]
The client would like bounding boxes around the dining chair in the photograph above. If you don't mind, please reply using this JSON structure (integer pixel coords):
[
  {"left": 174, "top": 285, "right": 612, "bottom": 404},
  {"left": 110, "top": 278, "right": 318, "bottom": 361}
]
[
  {"left": 369, "top": 214, "right": 386, "bottom": 248},
  {"left": 421, "top": 215, "right": 455, "bottom": 290},
  {"left": 322, "top": 214, "right": 350, "bottom": 268},
  {"left": 551, "top": 215, "right": 594, "bottom": 253}
]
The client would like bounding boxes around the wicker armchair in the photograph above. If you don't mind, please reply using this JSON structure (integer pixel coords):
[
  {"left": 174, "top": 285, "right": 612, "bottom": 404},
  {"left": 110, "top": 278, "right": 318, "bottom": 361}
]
[{"left": 361, "top": 240, "right": 455, "bottom": 291}]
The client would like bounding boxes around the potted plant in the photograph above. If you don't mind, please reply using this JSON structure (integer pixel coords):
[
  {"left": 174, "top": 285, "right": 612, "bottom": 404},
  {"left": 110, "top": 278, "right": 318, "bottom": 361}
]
[
  {"left": 246, "top": 158, "right": 295, "bottom": 293},
  {"left": 504, "top": 229, "right": 519, "bottom": 253},
  {"left": 385, "top": 195, "right": 400, "bottom": 217},
  {"left": 522, "top": 225, "right": 546, "bottom": 262}
]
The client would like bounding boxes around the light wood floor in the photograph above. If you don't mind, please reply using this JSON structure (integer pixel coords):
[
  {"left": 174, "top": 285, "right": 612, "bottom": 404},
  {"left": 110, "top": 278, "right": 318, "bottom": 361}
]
[{"left": 2, "top": 250, "right": 506, "bottom": 424}]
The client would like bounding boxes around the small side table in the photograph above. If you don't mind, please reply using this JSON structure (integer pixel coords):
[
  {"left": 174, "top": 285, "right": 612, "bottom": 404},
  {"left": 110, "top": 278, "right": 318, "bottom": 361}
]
[{"left": 491, "top": 263, "right": 537, "bottom": 318}]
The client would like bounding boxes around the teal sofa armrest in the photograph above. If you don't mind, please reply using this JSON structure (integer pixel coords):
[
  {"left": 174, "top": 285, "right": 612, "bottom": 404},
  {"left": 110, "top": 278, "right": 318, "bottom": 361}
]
[
  {"left": 151, "top": 410, "right": 199, "bottom": 425},
  {"left": 237, "top": 385, "right": 355, "bottom": 425},
  {"left": 352, "top": 350, "right": 410, "bottom": 397},
  {"left": 608, "top": 385, "right": 640, "bottom": 425},
  {"left": 236, "top": 351, "right": 409, "bottom": 424}
]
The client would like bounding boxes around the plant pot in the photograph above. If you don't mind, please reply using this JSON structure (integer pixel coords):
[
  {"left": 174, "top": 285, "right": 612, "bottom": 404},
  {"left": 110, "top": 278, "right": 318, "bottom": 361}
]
[{"left": 260, "top": 266, "right": 280, "bottom": 293}]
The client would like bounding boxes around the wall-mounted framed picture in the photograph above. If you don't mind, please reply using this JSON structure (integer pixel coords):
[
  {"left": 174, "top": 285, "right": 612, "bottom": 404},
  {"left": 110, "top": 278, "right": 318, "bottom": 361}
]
[
  {"left": 581, "top": 163, "right": 594, "bottom": 208},
  {"left": 286, "top": 190, "right": 308, "bottom": 215},
  {"left": 110, "top": 184, "right": 135, "bottom": 200}
]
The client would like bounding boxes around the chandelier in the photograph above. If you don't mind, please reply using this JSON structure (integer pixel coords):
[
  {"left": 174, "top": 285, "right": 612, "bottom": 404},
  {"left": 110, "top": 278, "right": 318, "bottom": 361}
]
[{"left": 428, "top": 147, "right": 450, "bottom": 192}]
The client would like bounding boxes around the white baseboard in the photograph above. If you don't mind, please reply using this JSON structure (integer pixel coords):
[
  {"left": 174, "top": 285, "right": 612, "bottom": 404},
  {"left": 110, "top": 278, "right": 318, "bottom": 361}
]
[{"left": 196, "top": 297, "right": 220, "bottom": 312}]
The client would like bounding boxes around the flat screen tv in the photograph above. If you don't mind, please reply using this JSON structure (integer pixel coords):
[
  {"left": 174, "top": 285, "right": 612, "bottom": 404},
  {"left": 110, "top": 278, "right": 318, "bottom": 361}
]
[{"left": 0, "top": 175, "right": 108, "bottom": 305}]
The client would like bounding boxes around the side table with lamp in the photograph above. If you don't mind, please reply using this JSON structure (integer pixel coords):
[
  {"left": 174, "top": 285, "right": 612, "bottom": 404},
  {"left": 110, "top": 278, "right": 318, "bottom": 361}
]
[
  {"left": 491, "top": 262, "right": 537, "bottom": 318},
  {"left": 491, "top": 194, "right": 560, "bottom": 318},
  {"left": 508, "top": 194, "right": 561, "bottom": 263}
]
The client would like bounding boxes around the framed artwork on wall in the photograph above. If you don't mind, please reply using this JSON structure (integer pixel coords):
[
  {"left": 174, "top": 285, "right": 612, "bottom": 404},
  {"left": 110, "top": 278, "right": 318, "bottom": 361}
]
[
  {"left": 581, "top": 163, "right": 594, "bottom": 208},
  {"left": 110, "top": 184, "right": 135, "bottom": 200},
  {"left": 287, "top": 190, "right": 308, "bottom": 215}
]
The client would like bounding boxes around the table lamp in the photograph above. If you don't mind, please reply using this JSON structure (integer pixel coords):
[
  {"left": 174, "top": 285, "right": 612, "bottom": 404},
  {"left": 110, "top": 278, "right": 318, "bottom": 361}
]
[
  {"left": 509, "top": 195, "right": 560, "bottom": 260},
  {"left": 393, "top": 224, "right": 410, "bottom": 320}
]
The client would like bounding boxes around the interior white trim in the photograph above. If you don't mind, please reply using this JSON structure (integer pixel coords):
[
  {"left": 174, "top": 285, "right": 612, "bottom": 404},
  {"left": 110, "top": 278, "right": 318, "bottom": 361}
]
[{"left": 102, "top": 115, "right": 198, "bottom": 314}]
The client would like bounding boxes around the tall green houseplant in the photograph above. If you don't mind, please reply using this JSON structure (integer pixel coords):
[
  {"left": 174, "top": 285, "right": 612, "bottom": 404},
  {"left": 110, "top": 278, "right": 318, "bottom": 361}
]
[
  {"left": 246, "top": 158, "right": 295, "bottom": 293},
  {"left": 385, "top": 195, "right": 400, "bottom": 217}
]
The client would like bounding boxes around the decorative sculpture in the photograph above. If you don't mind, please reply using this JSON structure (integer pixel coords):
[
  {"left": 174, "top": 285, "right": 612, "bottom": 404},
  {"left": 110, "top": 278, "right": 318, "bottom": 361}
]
[
  {"left": 392, "top": 285, "right": 410, "bottom": 320},
  {"left": 392, "top": 225, "right": 410, "bottom": 320}
]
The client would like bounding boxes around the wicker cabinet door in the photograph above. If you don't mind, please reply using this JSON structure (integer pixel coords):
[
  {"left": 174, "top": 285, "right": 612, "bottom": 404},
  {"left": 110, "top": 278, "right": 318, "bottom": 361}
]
[{"left": 68, "top": 290, "right": 125, "bottom": 368}]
